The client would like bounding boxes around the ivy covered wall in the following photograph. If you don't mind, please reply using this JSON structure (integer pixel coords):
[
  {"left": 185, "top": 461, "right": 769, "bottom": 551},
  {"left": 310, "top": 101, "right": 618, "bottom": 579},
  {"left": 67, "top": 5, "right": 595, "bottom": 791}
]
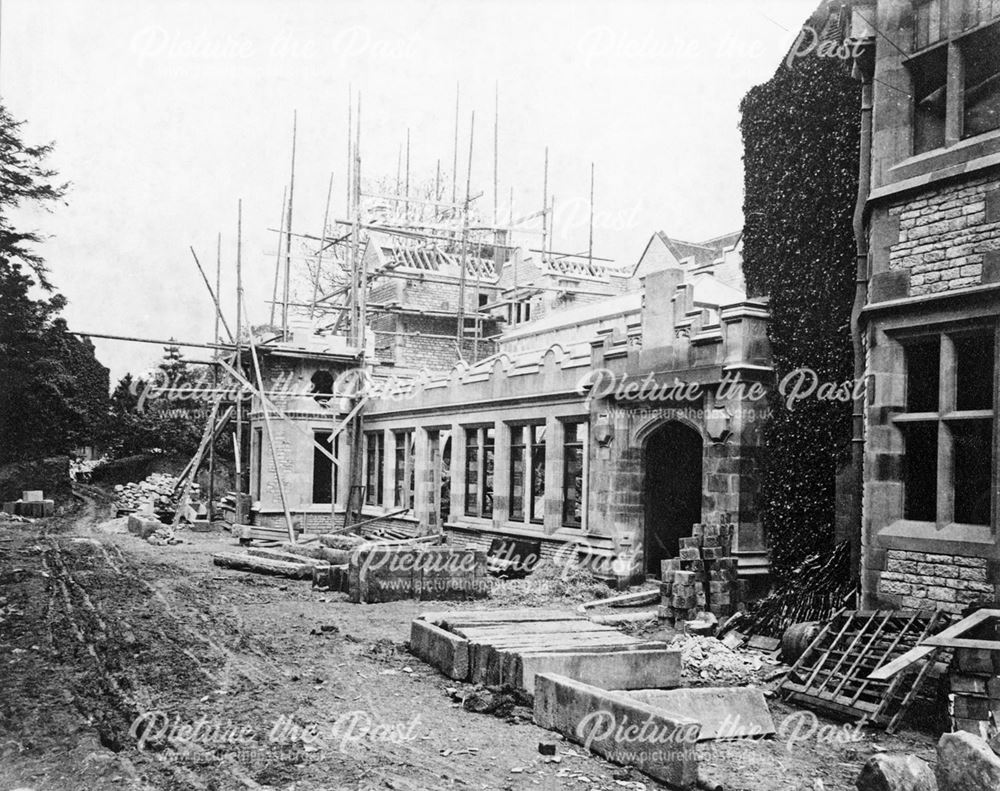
[{"left": 739, "top": 40, "right": 861, "bottom": 573}]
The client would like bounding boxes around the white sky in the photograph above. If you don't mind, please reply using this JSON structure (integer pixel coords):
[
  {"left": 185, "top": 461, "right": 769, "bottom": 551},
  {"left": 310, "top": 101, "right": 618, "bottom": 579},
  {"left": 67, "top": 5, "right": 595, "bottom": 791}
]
[{"left": 6, "top": 0, "right": 815, "bottom": 382}]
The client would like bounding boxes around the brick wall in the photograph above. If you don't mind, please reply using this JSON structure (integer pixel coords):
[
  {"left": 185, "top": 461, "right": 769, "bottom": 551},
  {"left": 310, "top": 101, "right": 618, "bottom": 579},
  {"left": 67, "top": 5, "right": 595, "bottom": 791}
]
[
  {"left": 876, "top": 549, "right": 997, "bottom": 614},
  {"left": 887, "top": 176, "right": 1000, "bottom": 297},
  {"left": 378, "top": 315, "right": 498, "bottom": 371}
]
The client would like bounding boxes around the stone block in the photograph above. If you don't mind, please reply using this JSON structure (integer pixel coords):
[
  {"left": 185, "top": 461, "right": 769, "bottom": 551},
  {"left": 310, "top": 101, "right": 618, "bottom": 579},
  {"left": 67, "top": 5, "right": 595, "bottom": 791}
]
[
  {"left": 855, "top": 753, "right": 936, "bottom": 791},
  {"left": 679, "top": 548, "right": 700, "bottom": 561},
  {"left": 956, "top": 648, "right": 996, "bottom": 675},
  {"left": 21, "top": 490, "right": 43, "bottom": 502},
  {"left": 936, "top": 730, "right": 1000, "bottom": 791},
  {"left": 516, "top": 649, "right": 681, "bottom": 693},
  {"left": 534, "top": 673, "right": 699, "bottom": 788},
  {"left": 953, "top": 695, "right": 990, "bottom": 720},
  {"left": 127, "top": 514, "right": 161, "bottom": 539},
  {"left": 625, "top": 687, "right": 774, "bottom": 741},
  {"left": 16, "top": 500, "right": 54, "bottom": 518},
  {"left": 952, "top": 675, "right": 988, "bottom": 696},
  {"left": 409, "top": 618, "right": 470, "bottom": 680}
]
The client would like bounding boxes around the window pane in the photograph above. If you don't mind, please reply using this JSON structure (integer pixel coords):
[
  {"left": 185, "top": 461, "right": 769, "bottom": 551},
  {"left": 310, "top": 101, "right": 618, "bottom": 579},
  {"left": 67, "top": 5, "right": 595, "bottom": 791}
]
[
  {"left": 365, "top": 434, "right": 378, "bottom": 505},
  {"left": 914, "top": 0, "right": 944, "bottom": 49},
  {"left": 564, "top": 422, "right": 580, "bottom": 444},
  {"left": 510, "top": 444, "right": 525, "bottom": 521},
  {"left": 953, "top": 419, "right": 993, "bottom": 524},
  {"left": 440, "top": 434, "right": 452, "bottom": 523},
  {"left": 903, "top": 423, "right": 938, "bottom": 520},
  {"left": 956, "top": 332, "right": 995, "bottom": 411},
  {"left": 465, "top": 430, "right": 479, "bottom": 515},
  {"left": 530, "top": 441, "right": 546, "bottom": 523},
  {"left": 313, "top": 431, "right": 334, "bottom": 504},
  {"left": 563, "top": 446, "right": 583, "bottom": 526},
  {"left": 394, "top": 432, "right": 407, "bottom": 507},
  {"left": 962, "top": 23, "right": 1000, "bottom": 138},
  {"left": 910, "top": 48, "right": 948, "bottom": 153},
  {"left": 906, "top": 338, "right": 941, "bottom": 412},
  {"left": 483, "top": 443, "right": 495, "bottom": 517}
]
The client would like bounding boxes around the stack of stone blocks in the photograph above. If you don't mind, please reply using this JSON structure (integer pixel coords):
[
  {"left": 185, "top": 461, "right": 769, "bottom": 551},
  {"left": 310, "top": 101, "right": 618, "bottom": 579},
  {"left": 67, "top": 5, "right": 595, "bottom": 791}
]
[
  {"left": 658, "top": 517, "right": 747, "bottom": 622},
  {"left": 947, "top": 619, "right": 1000, "bottom": 739},
  {"left": 2, "top": 490, "right": 55, "bottom": 518}
]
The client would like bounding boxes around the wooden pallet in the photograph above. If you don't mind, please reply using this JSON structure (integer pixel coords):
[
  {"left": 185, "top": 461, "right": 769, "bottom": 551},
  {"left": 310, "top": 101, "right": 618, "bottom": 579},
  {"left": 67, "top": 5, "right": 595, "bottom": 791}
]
[{"left": 779, "top": 609, "right": 944, "bottom": 728}]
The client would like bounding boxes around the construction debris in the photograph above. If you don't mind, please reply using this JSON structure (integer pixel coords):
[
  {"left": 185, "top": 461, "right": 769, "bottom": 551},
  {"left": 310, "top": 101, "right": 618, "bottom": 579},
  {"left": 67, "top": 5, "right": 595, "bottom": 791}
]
[
  {"left": 781, "top": 608, "right": 944, "bottom": 730},
  {"left": 669, "top": 632, "right": 781, "bottom": 685},
  {"left": 0, "top": 512, "right": 33, "bottom": 524},
  {"left": 735, "top": 539, "right": 856, "bottom": 640}
]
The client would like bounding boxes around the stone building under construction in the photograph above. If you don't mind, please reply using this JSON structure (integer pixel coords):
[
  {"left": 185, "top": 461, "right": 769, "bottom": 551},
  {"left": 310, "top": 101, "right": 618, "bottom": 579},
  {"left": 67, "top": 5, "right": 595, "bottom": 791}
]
[{"left": 245, "top": 228, "right": 772, "bottom": 585}]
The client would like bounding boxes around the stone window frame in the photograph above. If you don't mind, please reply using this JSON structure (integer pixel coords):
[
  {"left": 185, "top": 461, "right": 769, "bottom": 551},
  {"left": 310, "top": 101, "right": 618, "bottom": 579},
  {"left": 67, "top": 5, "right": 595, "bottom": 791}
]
[
  {"left": 905, "top": 4, "right": 1000, "bottom": 154},
  {"left": 427, "top": 427, "right": 453, "bottom": 525},
  {"left": 464, "top": 425, "right": 495, "bottom": 519},
  {"left": 561, "top": 419, "right": 588, "bottom": 529},
  {"left": 892, "top": 321, "right": 997, "bottom": 528},
  {"left": 363, "top": 430, "right": 384, "bottom": 507},
  {"left": 508, "top": 422, "right": 546, "bottom": 527},
  {"left": 392, "top": 429, "right": 415, "bottom": 511}
]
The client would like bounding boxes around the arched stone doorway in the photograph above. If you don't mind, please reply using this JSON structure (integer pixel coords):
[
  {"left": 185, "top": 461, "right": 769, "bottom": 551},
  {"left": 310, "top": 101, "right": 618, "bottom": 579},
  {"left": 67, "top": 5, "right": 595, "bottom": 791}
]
[{"left": 644, "top": 421, "right": 704, "bottom": 575}]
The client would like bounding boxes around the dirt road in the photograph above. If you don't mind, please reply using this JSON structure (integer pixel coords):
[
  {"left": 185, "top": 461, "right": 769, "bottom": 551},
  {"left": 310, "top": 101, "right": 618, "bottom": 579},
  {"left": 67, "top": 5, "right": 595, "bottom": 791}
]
[{"left": 0, "top": 488, "right": 935, "bottom": 790}]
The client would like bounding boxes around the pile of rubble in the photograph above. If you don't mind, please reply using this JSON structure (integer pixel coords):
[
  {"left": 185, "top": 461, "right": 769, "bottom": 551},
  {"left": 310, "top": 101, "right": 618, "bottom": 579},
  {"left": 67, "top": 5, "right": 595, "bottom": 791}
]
[
  {"left": 70, "top": 457, "right": 105, "bottom": 480},
  {"left": 114, "top": 473, "right": 197, "bottom": 513},
  {"left": 668, "top": 632, "right": 781, "bottom": 685},
  {"left": 0, "top": 512, "right": 34, "bottom": 524}
]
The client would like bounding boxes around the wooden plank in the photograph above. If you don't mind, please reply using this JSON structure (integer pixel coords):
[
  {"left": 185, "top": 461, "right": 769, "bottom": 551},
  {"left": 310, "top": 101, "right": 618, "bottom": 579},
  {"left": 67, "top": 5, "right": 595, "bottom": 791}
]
[
  {"left": 921, "top": 636, "right": 1000, "bottom": 649},
  {"left": 867, "top": 645, "right": 938, "bottom": 681},
  {"left": 870, "top": 609, "right": 999, "bottom": 680}
]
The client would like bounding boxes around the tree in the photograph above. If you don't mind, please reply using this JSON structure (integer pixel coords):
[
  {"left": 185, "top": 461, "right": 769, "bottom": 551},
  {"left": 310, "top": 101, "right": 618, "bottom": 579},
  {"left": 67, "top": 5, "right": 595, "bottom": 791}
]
[
  {"left": 0, "top": 103, "right": 68, "bottom": 288},
  {"left": 0, "top": 102, "right": 108, "bottom": 463}
]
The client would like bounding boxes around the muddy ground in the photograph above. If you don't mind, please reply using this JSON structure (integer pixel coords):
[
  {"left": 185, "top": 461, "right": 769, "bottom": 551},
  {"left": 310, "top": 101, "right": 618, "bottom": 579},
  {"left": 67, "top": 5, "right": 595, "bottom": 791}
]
[{"left": 0, "top": 486, "right": 936, "bottom": 790}]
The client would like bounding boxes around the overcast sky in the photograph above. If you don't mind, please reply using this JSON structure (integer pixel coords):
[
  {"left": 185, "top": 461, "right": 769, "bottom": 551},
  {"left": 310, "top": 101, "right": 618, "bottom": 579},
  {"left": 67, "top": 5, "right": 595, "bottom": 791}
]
[{"left": 6, "top": 0, "right": 815, "bottom": 382}]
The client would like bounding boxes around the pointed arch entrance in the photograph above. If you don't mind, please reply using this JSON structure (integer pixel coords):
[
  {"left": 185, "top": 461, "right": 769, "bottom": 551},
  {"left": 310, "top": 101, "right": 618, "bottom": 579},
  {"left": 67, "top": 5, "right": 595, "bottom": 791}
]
[{"left": 644, "top": 421, "right": 704, "bottom": 575}]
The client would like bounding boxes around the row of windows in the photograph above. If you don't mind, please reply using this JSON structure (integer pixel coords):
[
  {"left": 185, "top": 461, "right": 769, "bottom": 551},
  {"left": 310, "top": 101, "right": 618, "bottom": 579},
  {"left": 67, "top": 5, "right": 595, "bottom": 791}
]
[
  {"left": 909, "top": 9, "right": 1000, "bottom": 154},
  {"left": 361, "top": 420, "right": 587, "bottom": 528}
]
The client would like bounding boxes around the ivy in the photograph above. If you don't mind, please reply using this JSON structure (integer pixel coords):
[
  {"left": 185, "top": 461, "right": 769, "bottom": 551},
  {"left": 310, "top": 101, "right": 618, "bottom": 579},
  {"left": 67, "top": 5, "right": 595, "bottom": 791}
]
[{"left": 740, "top": 54, "right": 861, "bottom": 573}]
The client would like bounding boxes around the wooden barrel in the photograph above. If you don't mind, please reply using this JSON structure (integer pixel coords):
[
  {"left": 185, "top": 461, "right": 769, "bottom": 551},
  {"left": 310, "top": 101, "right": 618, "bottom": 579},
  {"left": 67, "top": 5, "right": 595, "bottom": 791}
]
[{"left": 781, "top": 621, "right": 820, "bottom": 665}]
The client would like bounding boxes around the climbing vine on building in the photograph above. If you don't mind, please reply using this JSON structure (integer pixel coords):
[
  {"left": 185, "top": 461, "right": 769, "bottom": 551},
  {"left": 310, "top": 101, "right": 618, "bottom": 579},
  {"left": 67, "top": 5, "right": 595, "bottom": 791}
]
[{"left": 740, "top": 53, "right": 861, "bottom": 573}]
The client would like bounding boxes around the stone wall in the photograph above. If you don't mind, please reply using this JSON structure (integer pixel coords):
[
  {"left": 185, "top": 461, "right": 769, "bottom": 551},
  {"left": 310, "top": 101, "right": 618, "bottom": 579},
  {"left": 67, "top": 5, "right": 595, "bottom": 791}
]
[
  {"left": 872, "top": 549, "right": 998, "bottom": 614},
  {"left": 883, "top": 175, "right": 1000, "bottom": 298}
]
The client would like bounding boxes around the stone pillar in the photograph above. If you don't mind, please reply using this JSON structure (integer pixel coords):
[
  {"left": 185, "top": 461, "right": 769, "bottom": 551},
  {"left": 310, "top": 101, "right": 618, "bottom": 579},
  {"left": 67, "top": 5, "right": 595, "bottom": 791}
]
[
  {"left": 451, "top": 421, "right": 466, "bottom": 521},
  {"left": 413, "top": 428, "right": 432, "bottom": 533},
  {"left": 493, "top": 419, "right": 509, "bottom": 529},
  {"left": 545, "top": 417, "right": 564, "bottom": 535},
  {"left": 384, "top": 430, "right": 397, "bottom": 509}
]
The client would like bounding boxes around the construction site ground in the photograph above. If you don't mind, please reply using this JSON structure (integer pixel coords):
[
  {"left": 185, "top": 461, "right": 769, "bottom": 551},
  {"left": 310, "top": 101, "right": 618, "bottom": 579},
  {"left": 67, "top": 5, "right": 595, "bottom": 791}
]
[{"left": 0, "top": 486, "right": 936, "bottom": 791}]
